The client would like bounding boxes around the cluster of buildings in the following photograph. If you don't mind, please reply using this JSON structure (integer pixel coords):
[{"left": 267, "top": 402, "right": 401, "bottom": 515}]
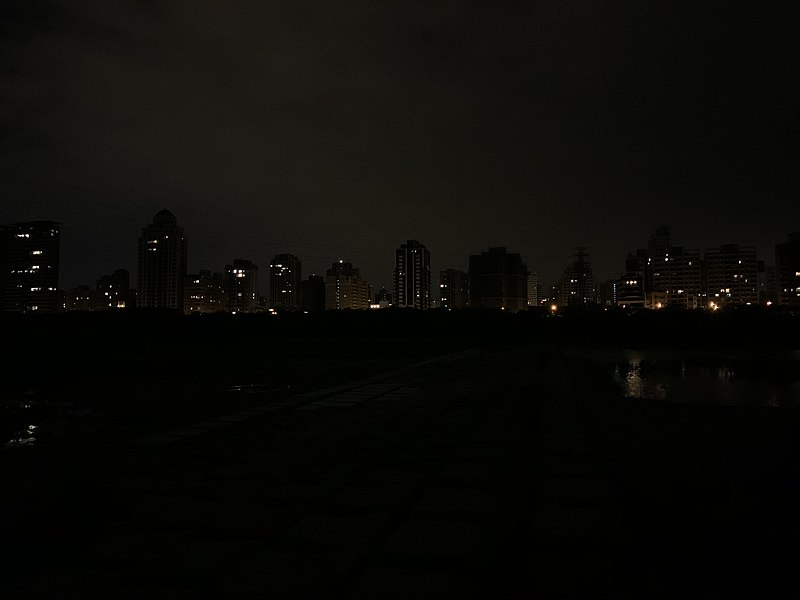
[
  {"left": 1, "top": 211, "right": 799, "bottom": 315},
  {"left": 605, "top": 226, "right": 799, "bottom": 310}
]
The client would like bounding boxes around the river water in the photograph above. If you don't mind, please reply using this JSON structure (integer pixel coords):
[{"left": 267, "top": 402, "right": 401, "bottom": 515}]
[{"left": 563, "top": 347, "right": 800, "bottom": 407}]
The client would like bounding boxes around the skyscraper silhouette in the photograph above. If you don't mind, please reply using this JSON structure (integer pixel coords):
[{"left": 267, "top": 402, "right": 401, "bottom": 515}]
[
  {"left": 468, "top": 247, "right": 527, "bottom": 312},
  {"left": 394, "top": 240, "right": 431, "bottom": 309},
  {"left": 137, "top": 209, "right": 188, "bottom": 311},
  {"left": 0, "top": 221, "right": 61, "bottom": 313},
  {"left": 558, "top": 247, "right": 597, "bottom": 307},
  {"left": 270, "top": 253, "right": 302, "bottom": 311},
  {"left": 776, "top": 233, "right": 800, "bottom": 306},
  {"left": 226, "top": 259, "right": 259, "bottom": 313}
]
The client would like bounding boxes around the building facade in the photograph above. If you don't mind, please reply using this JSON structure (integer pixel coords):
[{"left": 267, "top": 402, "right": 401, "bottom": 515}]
[
  {"left": 626, "top": 227, "right": 702, "bottom": 308},
  {"left": 439, "top": 269, "right": 469, "bottom": 309},
  {"left": 300, "top": 274, "right": 326, "bottom": 312},
  {"left": 270, "top": 253, "right": 302, "bottom": 311},
  {"left": 527, "top": 272, "right": 540, "bottom": 308},
  {"left": 137, "top": 209, "right": 188, "bottom": 311},
  {"left": 705, "top": 244, "right": 758, "bottom": 306},
  {"left": 775, "top": 233, "right": 800, "bottom": 306},
  {"left": 225, "top": 259, "right": 259, "bottom": 313},
  {"left": 394, "top": 240, "right": 431, "bottom": 309},
  {"left": 325, "top": 261, "right": 371, "bottom": 310},
  {"left": 468, "top": 247, "right": 528, "bottom": 312},
  {"left": 0, "top": 221, "right": 61, "bottom": 313},
  {"left": 614, "top": 272, "right": 645, "bottom": 308},
  {"left": 184, "top": 270, "right": 226, "bottom": 314},
  {"left": 648, "top": 246, "right": 703, "bottom": 308},
  {"left": 96, "top": 269, "right": 131, "bottom": 310},
  {"left": 64, "top": 285, "right": 96, "bottom": 312},
  {"left": 558, "top": 248, "right": 597, "bottom": 308}
]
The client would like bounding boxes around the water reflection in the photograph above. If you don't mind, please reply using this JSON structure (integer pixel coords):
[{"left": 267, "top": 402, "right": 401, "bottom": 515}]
[
  {"left": 610, "top": 350, "right": 800, "bottom": 406},
  {"left": 5, "top": 424, "right": 38, "bottom": 448},
  {"left": 2, "top": 391, "right": 98, "bottom": 450},
  {"left": 613, "top": 351, "right": 667, "bottom": 400}
]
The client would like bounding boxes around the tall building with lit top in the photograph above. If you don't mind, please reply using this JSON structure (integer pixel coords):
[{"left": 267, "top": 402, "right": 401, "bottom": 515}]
[
  {"left": 270, "top": 253, "right": 301, "bottom": 311},
  {"left": 705, "top": 244, "right": 758, "bottom": 306},
  {"left": 0, "top": 221, "right": 61, "bottom": 313},
  {"left": 394, "top": 240, "right": 431, "bottom": 309},
  {"left": 776, "top": 233, "right": 800, "bottom": 306},
  {"left": 137, "top": 210, "right": 187, "bottom": 311},
  {"left": 225, "top": 260, "right": 259, "bottom": 313}
]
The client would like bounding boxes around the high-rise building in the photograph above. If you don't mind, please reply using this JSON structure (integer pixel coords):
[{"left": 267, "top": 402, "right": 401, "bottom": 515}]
[
  {"left": 226, "top": 259, "right": 259, "bottom": 313},
  {"left": 300, "top": 274, "right": 325, "bottom": 312},
  {"left": 615, "top": 272, "right": 645, "bottom": 308},
  {"left": 705, "top": 244, "right": 758, "bottom": 306},
  {"left": 325, "top": 261, "right": 371, "bottom": 310},
  {"left": 775, "top": 233, "right": 800, "bottom": 306},
  {"left": 626, "top": 227, "right": 702, "bottom": 308},
  {"left": 648, "top": 225, "right": 671, "bottom": 258},
  {"left": 137, "top": 210, "right": 188, "bottom": 311},
  {"left": 1, "top": 221, "right": 61, "bottom": 313},
  {"left": 64, "top": 285, "right": 96, "bottom": 312},
  {"left": 394, "top": 240, "right": 431, "bottom": 309},
  {"left": 96, "top": 269, "right": 131, "bottom": 310},
  {"left": 558, "top": 248, "right": 597, "bottom": 307},
  {"left": 270, "top": 253, "right": 302, "bottom": 311},
  {"left": 527, "top": 272, "right": 538, "bottom": 308},
  {"left": 468, "top": 247, "right": 528, "bottom": 312},
  {"left": 650, "top": 246, "right": 703, "bottom": 309},
  {"left": 372, "top": 286, "right": 392, "bottom": 309},
  {"left": 184, "top": 269, "right": 226, "bottom": 314},
  {"left": 0, "top": 225, "right": 6, "bottom": 310},
  {"left": 439, "top": 269, "right": 469, "bottom": 309}
]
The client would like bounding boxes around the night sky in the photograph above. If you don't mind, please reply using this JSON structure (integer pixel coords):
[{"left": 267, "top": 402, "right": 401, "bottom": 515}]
[{"left": 2, "top": 1, "right": 799, "bottom": 293}]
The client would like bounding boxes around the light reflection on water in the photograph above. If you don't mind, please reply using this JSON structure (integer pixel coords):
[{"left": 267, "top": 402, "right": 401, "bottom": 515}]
[
  {"left": 5, "top": 424, "right": 38, "bottom": 448},
  {"left": 562, "top": 346, "right": 800, "bottom": 406},
  {"left": 608, "top": 349, "right": 800, "bottom": 406}
]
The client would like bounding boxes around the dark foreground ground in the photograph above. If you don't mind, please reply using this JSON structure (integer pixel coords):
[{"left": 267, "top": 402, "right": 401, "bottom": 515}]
[{"left": 2, "top": 309, "right": 800, "bottom": 599}]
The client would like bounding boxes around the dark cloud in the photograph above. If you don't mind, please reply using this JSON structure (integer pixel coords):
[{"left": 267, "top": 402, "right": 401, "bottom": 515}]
[{"left": 2, "top": 1, "right": 799, "bottom": 290}]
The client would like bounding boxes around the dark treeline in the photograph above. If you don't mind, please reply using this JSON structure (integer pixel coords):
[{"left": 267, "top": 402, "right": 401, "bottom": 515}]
[
  {"left": 3, "top": 304, "right": 799, "bottom": 355},
  {"left": 2, "top": 306, "right": 798, "bottom": 395}
]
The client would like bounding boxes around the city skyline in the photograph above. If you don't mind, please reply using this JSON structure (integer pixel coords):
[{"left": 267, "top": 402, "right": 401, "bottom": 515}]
[
  {"left": 2, "top": 209, "right": 798, "bottom": 301},
  {"left": 3, "top": 213, "right": 798, "bottom": 312},
  {"left": 2, "top": 3, "right": 798, "bottom": 293}
]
